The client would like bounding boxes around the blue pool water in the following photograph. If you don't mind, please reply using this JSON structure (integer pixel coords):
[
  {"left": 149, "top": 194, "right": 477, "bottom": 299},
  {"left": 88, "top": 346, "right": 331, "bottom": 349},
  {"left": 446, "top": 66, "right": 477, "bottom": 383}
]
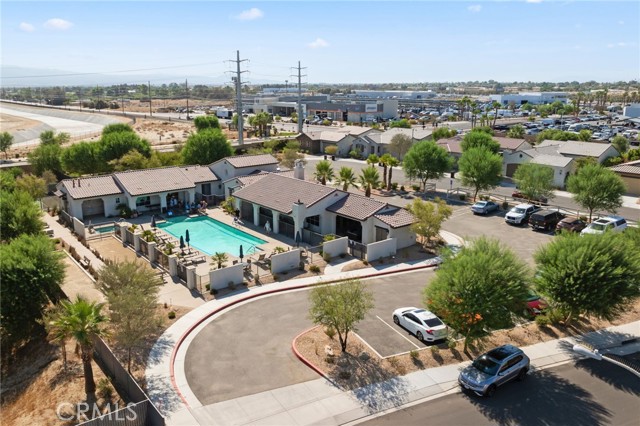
[
  {"left": 95, "top": 225, "right": 115, "bottom": 234},
  {"left": 158, "top": 216, "right": 266, "bottom": 257}
]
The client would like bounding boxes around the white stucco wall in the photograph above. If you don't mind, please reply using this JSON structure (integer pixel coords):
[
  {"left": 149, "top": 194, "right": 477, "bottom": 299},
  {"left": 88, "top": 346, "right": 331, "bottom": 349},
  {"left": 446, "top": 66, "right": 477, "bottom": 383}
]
[
  {"left": 271, "top": 249, "right": 302, "bottom": 274},
  {"left": 389, "top": 226, "right": 415, "bottom": 249},
  {"left": 366, "top": 238, "right": 397, "bottom": 262},
  {"left": 323, "top": 237, "right": 348, "bottom": 258},
  {"left": 209, "top": 263, "right": 245, "bottom": 290}
]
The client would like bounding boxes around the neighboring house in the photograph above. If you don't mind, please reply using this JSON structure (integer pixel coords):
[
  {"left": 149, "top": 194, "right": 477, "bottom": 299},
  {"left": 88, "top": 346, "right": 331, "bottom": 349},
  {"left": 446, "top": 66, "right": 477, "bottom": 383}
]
[
  {"left": 378, "top": 128, "right": 432, "bottom": 160},
  {"left": 436, "top": 136, "right": 531, "bottom": 175},
  {"left": 231, "top": 173, "right": 416, "bottom": 248},
  {"left": 529, "top": 155, "right": 575, "bottom": 188},
  {"left": 536, "top": 140, "right": 619, "bottom": 164},
  {"left": 298, "top": 126, "right": 381, "bottom": 155},
  {"left": 609, "top": 160, "right": 640, "bottom": 196},
  {"left": 57, "top": 154, "right": 281, "bottom": 221}
]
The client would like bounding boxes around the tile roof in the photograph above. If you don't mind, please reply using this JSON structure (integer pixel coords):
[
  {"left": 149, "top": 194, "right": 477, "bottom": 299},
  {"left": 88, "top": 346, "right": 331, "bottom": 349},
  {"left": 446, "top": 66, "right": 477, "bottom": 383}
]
[
  {"left": 60, "top": 175, "right": 123, "bottom": 199},
  {"left": 232, "top": 169, "right": 296, "bottom": 187},
  {"left": 223, "top": 154, "right": 279, "bottom": 169},
  {"left": 537, "top": 140, "right": 616, "bottom": 157},
  {"left": 179, "top": 165, "right": 219, "bottom": 183},
  {"left": 232, "top": 174, "right": 337, "bottom": 214},
  {"left": 493, "top": 137, "right": 528, "bottom": 151},
  {"left": 305, "top": 131, "right": 350, "bottom": 142},
  {"left": 114, "top": 167, "right": 195, "bottom": 196},
  {"left": 380, "top": 128, "right": 432, "bottom": 145},
  {"left": 609, "top": 159, "right": 640, "bottom": 176},
  {"left": 436, "top": 138, "right": 463, "bottom": 154},
  {"left": 530, "top": 154, "right": 574, "bottom": 168},
  {"left": 327, "top": 193, "right": 387, "bottom": 220},
  {"left": 374, "top": 208, "right": 416, "bottom": 228}
]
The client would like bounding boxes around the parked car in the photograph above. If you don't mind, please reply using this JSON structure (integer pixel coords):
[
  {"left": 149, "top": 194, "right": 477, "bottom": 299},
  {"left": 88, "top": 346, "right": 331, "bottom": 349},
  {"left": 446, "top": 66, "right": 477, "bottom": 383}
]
[
  {"left": 505, "top": 204, "right": 540, "bottom": 225},
  {"left": 471, "top": 200, "right": 499, "bottom": 215},
  {"left": 556, "top": 216, "right": 587, "bottom": 233},
  {"left": 528, "top": 210, "right": 565, "bottom": 232},
  {"left": 392, "top": 307, "right": 448, "bottom": 342},
  {"left": 512, "top": 190, "right": 548, "bottom": 205},
  {"left": 525, "top": 290, "right": 547, "bottom": 317},
  {"left": 581, "top": 216, "right": 628, "bottom": 235},
  {"left": 458, "top": 345, "right": 530, "bottom": 397}
]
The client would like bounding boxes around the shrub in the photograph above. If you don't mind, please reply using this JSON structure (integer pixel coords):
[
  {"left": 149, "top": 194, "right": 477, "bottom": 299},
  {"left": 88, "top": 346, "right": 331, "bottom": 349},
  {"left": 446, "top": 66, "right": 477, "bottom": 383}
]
[
  {"left": 168, "top": 311, "right": 176, "bottom": 319},
  {"left": 447, "top": 339, "right": 457, "bottom": 350},
  {"left": 273, "top": 246, "right": 286, "bottom": 253},
  {"left": 338, "top": 371, "right": 351, "bottom": 380},
  {"left": 430, "top": 345, "right": 440, "bottom": 354},
  {"left": 205, "top": 284, "right": 210, "bottom": 291},
  {"left": 502, "top": 201, "right": 509, "bottom": 210},
  {"left": 410, "top": 350, "right": 419, "bottom": 360},
  {"left": 210, "top": 287, "right": 218, "bottom": 295},
  {"left": 309, "top": 264, "right": 321, "bottom": 274},
  {"left": 362, "top": 260, "right": 369, "bottom": 265},
  {"left": 97, "top": 378, "right": 113, "bottom": 400},
  {"left": 322, "top": 234, "right": 336, "bottom": 243},
  {"left": 324, "top": 145, "right": 338, "bottom": 155},
  {"left": 349, "top": 150, "right": 361, "bottom": 159},
  {"left": 324, "top": 326, "right": 336, "bottom": 340},
  {"left": 325, "top": 355, "right": 335, "bottom": 364},
  {"left": 459, "top": 193, "right": 466, "bottom": 201},
  {"left": 323, "top": 252, "right": 331, "bottom": 262},
  {"left": 392, "top": 182, "right": 398, "bottom": 190},
  {"left": 412, "top": 184, "right": 421, "bottom": 192},
  {"left": 400, "top": 185, "right": 405, "bottom": 191},
  {"left": 272, "top": 274, "right": 279, "bottom": 281}
]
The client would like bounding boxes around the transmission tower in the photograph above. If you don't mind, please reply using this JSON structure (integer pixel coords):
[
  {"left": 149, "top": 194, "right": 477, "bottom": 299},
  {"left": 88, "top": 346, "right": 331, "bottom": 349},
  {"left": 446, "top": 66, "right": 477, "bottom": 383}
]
[
  {"left": 228, "top": 51, "right": 249, "bottom": 145},
  {"left": 291, "top": 61, "right": 307, "bottom": 134}
]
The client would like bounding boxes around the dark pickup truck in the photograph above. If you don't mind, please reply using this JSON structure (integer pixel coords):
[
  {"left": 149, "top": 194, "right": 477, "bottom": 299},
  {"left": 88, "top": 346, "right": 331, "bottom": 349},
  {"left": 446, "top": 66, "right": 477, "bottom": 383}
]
[{"left": 529, "top": 210, "right": 565, "bottom": 232}]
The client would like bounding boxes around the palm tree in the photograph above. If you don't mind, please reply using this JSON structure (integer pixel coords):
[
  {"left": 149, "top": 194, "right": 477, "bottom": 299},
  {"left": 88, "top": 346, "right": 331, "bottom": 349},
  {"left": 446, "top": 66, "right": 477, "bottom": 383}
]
[
  {"left": 44, "top": 305, "right": 71, "bottom": 371},
  {"left": 491, "top": 101, "right": 502, "bottom": 129},
  {"left": 359, "top": 166, "right": 381, "bottom": 197},
  {"left": 386, "top": 156, "right": 399, "bottom": 190},
  {"left": 380, "top": 153, "right": 393, "bottom": 187},
  {"left": 507, "top": 124, "right": 525, "bottom": 139},
  {"left": 366, "top": 154, "right": 379, "bottom": 166},
  {"left": 337, "top": 166, "right": 357, "bottom": 191},
  {"left": 314, "top": 160, "right": 334, "bottom": 185},
  {"left": 211, "top": 252, "right": 228, "bottom": 269},
  {"left": 56, "top": 297, "right": 108, "bottom": 403}
]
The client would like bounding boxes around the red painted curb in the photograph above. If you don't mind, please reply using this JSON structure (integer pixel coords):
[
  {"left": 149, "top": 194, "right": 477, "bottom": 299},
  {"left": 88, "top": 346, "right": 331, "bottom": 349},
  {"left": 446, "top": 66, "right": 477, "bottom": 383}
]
[
  {"left": 291, "top": 326, "right": 333, "bottom": 381},
  {"left": 168, "top": 262, "right": 438, "bottom": 406}
]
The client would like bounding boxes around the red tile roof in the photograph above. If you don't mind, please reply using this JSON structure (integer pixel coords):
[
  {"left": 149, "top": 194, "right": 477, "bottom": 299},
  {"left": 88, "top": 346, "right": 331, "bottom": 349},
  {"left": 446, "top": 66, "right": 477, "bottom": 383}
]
[
  {"left": 374, "top": 208, "right": 416, "bottom": 228},
  {"left": 60, "top": 176, "right": 123, "bottom": 199},
  {"left": 224, "top": 154, "right": 279, "bottom": 169},
  {"left": 326, "top": 193, "right": 386, "bottom": 220}
]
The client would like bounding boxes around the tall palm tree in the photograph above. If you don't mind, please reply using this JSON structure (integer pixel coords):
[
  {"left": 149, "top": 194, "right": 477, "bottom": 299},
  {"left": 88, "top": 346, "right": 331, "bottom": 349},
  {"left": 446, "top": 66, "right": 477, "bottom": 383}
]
[
  {"left": 211, "top": 252, "right": 228, "bottom": 269},
  {"left": 380, "top": 153, "right": 393, "bottom": 187},
  {"left": 359, "top": 166, "right": 381, "bottom": 197},
  {"left": 337, "top": 166, "right": 357, "bottom": 191},
  {"left": 386, "top": 156, "right": 399, "bottom": 190},
  {"left": 366, "top": 154, "right": 379, "bottom": 166},
  {"left": 491, "top": 101, "right": 502, "bottom": 129},
  {"left": 44, "top": 305, "right": 71, "bottom": 371},
  {"left": 314, "top": 160, "right": 334, "bottom": 185},
  {"left": 56, "top": 297, "right": 108, "bottom": 403}
]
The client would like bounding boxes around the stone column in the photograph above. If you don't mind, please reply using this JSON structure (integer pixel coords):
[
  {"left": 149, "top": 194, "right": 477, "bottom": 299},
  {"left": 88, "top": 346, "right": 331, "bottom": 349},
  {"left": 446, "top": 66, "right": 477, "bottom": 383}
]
[
  {"left": 133, "top": 232, "right": 141, "bottom": 252},
  {"left": 272, "top": 211, "right": 280, "bottom": 234},
  {"left": 253, "top": 204, "right": 260, "bottom": 226},
  {"left": 148, "top": 241, "right": 157, "bottom": 263},
  {"left": 186, "top": 266, "right": 197, "bottom": 290},
  {"left": 168, "top": 255, "right": 178, "bottom": 277},
  {"left": 119, "top": 223, "right": 128, "bottom": 242}
]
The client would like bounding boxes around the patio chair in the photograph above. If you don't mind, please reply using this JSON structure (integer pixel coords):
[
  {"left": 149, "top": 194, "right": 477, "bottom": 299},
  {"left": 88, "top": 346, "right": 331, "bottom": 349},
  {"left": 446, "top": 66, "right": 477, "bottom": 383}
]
[
  {"left": 232, "top": 260, "right": 239, "bottom": 265},
  {"left": 256, "top": 253, "right": 266, "bottom": 263}
]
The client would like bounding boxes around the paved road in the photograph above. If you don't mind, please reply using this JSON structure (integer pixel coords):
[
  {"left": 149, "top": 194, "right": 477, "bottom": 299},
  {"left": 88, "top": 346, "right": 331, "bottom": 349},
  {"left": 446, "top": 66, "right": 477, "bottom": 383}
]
[
  {"left": 363, "top": 356, "right": 640, "bottom": 426},
  {"left": 185, "top": 270, "right": 434, "bottom": 405}
]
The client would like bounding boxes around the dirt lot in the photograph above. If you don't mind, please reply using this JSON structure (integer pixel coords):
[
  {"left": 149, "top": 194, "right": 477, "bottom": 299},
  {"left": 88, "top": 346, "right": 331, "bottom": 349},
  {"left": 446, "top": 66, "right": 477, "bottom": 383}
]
[
  {"left": 0, "top": 112, "right": 41, "bottom": 133},
  {"left": 294, "top": 299, "right": 640, "bottom": 391}
]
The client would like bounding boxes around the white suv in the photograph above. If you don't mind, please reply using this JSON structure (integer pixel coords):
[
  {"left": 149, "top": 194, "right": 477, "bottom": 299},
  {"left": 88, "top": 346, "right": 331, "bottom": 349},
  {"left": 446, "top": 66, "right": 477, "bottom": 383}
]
[
  {"left": 581, "top": 216, "right": 627, "bottom": 235},
  {"left": 505, "top": 204, "right": 540, "bottom": 225}
]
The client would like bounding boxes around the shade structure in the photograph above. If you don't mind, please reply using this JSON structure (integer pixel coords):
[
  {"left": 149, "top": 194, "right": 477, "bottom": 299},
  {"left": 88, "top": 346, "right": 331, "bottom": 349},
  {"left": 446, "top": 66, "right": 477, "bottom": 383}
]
[
  {"left": 295, "top": 231, "right": 301, "bottom": 247},
  {"left": 180, "top": 235, "right": 185, "bottom": 252},
  {"left": 151, "top": 215, "right": 156, "bottom": 229},
  {"left": 239, "top": 244, "right": 244, "bottom": 261},
  {"left": 185, "top": 229, "right": 190, "bottom": 248}
]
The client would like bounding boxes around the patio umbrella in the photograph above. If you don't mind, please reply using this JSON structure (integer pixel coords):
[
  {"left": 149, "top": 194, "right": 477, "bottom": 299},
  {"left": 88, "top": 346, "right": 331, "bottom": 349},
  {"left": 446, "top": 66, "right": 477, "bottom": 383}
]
[
  {"left": 180, "top": 236, "right": 185, "bottom": 254},
  {"left": 295, "top": 231, "right": 301, "bottom": 248},
  {"left": 151, "top": 215, "right": 156, "bottom": 229},
  {"left": 239, "top": 244, "right": 244, "bottom": 262},
  {"left": 185, "top": 229, "right": 190, "bottom": 249}
]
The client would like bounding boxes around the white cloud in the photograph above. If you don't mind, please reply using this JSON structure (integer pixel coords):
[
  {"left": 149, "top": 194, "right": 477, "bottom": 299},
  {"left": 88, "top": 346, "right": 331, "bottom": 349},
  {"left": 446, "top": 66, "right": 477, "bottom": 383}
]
[
  {"left": 308, "top": 38, "right": 329, "bottom": 49},
  {"left": 43, "top": 18, "right": 73, "bottom": 30},
  {"left": 467, "top": 4, "right": 482, "bottom": 13},
  {"left": 235, "top": 8, "right": 263, "bottom": 21},
  {"left": 526, "top": 0, "right": 543, "bottom": 4},
  {"left": 19, "top": 22, "right": 35, "bottom": 32}
]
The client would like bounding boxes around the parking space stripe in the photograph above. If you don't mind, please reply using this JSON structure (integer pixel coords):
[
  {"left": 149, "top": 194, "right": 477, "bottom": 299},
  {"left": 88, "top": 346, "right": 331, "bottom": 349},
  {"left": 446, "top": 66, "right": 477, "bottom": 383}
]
[
  {"left": 352, "top": 331, "right": 384, "bottom": 359},
  {"left": 376, "top": 315, "right": 421, "bottom": 349}
]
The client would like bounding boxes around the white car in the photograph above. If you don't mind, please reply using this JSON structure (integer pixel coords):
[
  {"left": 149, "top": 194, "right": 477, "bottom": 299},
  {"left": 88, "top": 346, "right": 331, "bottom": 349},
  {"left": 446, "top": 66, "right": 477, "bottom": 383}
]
[
  {"left": 392, "top": 307, "right": 448, "bottom": 342},
  {"left": 580, "top": 216, "right": 627, "bottom": 236},
  {"left": 505, "top": 204, "right": 539, "bottom": 225}
]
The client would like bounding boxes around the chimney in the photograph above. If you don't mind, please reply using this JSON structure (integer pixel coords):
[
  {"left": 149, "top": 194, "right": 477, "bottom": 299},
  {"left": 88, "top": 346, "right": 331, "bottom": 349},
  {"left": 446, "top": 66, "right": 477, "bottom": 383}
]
[{"left": 293, "top": 159, "right": 305, "bottom": 180}]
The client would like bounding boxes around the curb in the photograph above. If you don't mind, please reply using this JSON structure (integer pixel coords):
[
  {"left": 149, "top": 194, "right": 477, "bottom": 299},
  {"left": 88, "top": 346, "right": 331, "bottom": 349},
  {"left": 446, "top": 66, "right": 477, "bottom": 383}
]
[
  {"left": 168, "top": 262, "right": 439, "bottom": 407},
  {"left": 290, "top": 325, "right": 337, "bottom": 386}
]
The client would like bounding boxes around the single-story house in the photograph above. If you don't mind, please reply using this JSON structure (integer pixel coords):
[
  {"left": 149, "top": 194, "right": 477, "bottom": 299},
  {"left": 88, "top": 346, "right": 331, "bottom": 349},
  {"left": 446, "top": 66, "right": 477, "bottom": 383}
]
[
  {"left": 231, "top": 172, "right": 416, "bottom": 248},
  {"left": 536, "top": 140, "right": 619, "bottom": 164},
  {"left": 437, "top": 136, "right": 531, "bottom": 173},
  {"left": 298, "top": 126, "right": 381, "bottom": 155},
  {"left": 503, "top": 145, "right": 575, "bottom": 188},
  {"left": 609, "top": 159, "right": 640, "bottom": 196}
]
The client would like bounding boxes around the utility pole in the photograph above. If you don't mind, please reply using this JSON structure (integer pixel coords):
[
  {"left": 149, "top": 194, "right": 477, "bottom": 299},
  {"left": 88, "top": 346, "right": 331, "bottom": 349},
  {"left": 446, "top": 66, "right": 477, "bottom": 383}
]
[
  {"left": 148, "top": 81, "right": 152, "bottom": 117},
  {"left": 229, "top": 50, "right": 249, "bottom": 145},
  {"left": 185, "top": 79, "right": 190, "bottom": 120},
  {"left": 292, "top": 61, "right": 306, "bottom": 134}
]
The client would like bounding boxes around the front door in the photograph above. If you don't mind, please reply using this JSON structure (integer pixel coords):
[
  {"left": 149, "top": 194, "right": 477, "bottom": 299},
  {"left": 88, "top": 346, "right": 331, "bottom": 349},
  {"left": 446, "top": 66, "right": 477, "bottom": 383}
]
[{"left": 375, "top": 226, "right": 389, "bottom": 242}]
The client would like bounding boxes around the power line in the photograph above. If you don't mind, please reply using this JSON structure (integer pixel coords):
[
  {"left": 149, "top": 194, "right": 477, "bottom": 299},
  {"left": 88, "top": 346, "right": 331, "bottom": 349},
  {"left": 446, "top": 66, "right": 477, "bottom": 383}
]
[
  {"left": 291, "top": 61, "right": 307, "bottom": 134},
  {"left": 227, "top": 51, "right": 249, "bottom": 145}
]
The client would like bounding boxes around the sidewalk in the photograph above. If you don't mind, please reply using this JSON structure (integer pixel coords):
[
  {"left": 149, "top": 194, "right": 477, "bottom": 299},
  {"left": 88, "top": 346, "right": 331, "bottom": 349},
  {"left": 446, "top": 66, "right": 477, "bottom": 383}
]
[{"left": 166, "top": 321, "right": 640, "bottom": 426}]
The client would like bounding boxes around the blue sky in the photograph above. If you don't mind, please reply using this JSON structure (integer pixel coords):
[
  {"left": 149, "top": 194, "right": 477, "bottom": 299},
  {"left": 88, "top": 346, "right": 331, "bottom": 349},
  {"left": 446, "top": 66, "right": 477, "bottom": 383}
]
[{"left": 2, "top": 1, "right": 639, "bottom": 84}]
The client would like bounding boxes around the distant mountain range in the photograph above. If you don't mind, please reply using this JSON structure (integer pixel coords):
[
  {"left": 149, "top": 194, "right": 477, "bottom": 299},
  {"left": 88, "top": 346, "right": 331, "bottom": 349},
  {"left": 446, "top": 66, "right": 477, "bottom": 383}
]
[{"left": 1, "top": 66, "right": 280, "bottom": 87}]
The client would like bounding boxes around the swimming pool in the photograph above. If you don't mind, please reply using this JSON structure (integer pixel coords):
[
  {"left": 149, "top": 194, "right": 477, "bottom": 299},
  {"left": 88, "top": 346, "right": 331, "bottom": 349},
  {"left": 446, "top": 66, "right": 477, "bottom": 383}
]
[
  {"left": 157, "top": 216, "right": 266, "bottom": 257},
  {"left": 95, "top": 225, "right": 115, "bottom": 234}
]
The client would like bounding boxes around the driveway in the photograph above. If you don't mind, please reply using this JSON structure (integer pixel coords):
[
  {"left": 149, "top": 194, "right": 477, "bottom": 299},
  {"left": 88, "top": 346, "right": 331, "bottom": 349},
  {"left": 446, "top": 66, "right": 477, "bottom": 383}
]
[{"left": 184, "top": 270, "right": 433, "bottom": 405}]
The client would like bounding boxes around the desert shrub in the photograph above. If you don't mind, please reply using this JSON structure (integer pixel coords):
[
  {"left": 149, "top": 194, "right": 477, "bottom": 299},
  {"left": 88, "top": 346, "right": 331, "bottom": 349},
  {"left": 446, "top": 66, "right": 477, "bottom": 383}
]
[
  {"left": 325, "top": 355, "right": 335, "bottom": 364},
  {"left": 412, "top": 184, "right": 420, "bottom": 191},
  {"left": 97, "top": 378, "right": 113, "bottom": 400},
  {"left": 349, "top": 150, "right": 361, "bottom": 159},
  {"left": 324, "top": 326, "right": 336, "bottom": 340},
  {"left": 309, "top": 264, "right": 321, "bottom": 274},
  {"left": 323, "top": 252, "right": 331, "bottom": 262},
  {"left": 410, "top": 350, "right": 419, "bottom": 360},
  {"left": 168, "top": 311, "right": 176, "bottom": 319},
  {"left": 430, "top": 345, "right": 440, "bottom": 354},
  {"left": 392, "top": 182, "right": 398, "bottom": 190},
  {"left": 535, "top": 315, "right": 550, "bottom": 328},
  {"left": 205, "top": 284, "right": 210, "bottom": 291},
  {"left": 338, "top": 371, "right": 351, "bottom": 380},
  {"left": 324, "top": 145, "right": 338, "bottom": 155},
  {"left": 447, "top": 339, "right": 457, "bottom": 350},
  {"left": 323, "top": 234, "right": 336, "bottom": 243}
]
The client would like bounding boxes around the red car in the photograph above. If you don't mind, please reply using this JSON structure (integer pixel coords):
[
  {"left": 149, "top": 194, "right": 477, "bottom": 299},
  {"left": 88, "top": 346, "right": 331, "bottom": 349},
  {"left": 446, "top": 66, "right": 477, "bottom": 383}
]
[
  {"left": 512, "top": 190, "right": 548, "bottom": 205},
  {"left": 526, "top": 290, "right": 547, "bottom": 317},
  {"left": 556, "top": 216, "right": 587, "bottom": 233}
]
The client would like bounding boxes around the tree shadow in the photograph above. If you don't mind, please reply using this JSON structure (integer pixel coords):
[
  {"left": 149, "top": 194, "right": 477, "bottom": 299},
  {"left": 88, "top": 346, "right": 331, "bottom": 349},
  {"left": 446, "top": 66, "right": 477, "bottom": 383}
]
[
  {"left": 579, "top": 329, "right": 638, "bottom": 350},
  {"left": 574, "top": 355, "right": 640, "bottom": 396},
  {"left": 145, "top": 335, "right": 175, "bottom": 368},
  {"left": 145, "top": 373, "right": 184, "bottom": 416},
  {"left": 462, "top": 369, "right": 612, "bottom": 426},
  {"left": 330, "top": 352, "right": 410, "bottom": 414}
]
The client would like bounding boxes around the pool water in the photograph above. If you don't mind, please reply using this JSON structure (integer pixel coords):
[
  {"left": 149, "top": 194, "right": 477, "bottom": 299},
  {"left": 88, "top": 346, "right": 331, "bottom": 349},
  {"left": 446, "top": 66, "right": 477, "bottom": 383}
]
[
  {"left": 95, "top": 225, "right": 115, "bottom": 234},
  {"left": 158, "top": 216, "right": 266, "bottom": 257}
]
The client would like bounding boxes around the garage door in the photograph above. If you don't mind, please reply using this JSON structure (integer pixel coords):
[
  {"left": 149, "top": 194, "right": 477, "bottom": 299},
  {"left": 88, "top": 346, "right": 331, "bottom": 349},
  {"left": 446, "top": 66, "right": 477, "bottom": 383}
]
[
  {"left": 82, "top": 199, "right": 105, "bottom": 217},
  {"left": 506, "top": 163, "right": 520, "bottom": 177}
]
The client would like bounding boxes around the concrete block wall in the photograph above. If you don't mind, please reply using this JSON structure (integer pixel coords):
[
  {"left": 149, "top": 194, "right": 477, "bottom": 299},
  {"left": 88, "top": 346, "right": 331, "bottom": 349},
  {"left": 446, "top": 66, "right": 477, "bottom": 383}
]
[
  {"left": 322, "top": 237, "right": 348, "bottom": 259},
  {"left": 210, "top": 263, "right": 244, "bottom": 290},
  {"left": 271, "top": 249, "right": 301, "bottom": 274},
  {"left": 366, "top": 238, "right": 397, "bottom": 262}
]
